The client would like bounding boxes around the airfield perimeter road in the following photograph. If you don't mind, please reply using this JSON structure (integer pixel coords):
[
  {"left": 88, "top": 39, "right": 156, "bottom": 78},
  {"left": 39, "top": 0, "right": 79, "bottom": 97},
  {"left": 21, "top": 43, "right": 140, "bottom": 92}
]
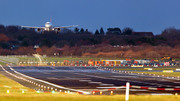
[{"left": 1, "top": 66, "right": 180, "bottom": 95}]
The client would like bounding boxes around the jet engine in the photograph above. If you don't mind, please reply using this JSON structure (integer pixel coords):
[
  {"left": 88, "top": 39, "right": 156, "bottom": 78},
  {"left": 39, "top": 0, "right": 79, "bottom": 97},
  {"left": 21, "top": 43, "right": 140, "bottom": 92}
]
[
  {"left": 37, "top": 28, "right": 41, "bottom": 32},
  {"left": 57, "top": 28, "right": 61, "bottom": 32}
]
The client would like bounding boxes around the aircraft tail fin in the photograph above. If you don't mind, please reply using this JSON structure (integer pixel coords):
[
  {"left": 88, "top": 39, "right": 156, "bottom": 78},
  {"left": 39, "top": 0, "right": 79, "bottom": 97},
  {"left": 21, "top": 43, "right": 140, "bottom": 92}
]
[{"left": 50, "top": 15, "right": 52, "bottom": 23}]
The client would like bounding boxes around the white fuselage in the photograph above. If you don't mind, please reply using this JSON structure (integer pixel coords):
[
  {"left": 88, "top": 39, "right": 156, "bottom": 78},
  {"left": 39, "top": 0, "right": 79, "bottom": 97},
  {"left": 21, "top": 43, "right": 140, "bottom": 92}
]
[
  {"left": 21, "top": 19, "right": 78, "bottom": 34},
  {"left": 44, "top": 22, "right": 54, "bottom": 31}
]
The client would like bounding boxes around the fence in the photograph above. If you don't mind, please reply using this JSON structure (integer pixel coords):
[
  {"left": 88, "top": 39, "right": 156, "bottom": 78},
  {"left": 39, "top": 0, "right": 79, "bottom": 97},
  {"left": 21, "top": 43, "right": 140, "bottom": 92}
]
[{"left": 0, "top": 56, "right": 19, "bottom": 65}]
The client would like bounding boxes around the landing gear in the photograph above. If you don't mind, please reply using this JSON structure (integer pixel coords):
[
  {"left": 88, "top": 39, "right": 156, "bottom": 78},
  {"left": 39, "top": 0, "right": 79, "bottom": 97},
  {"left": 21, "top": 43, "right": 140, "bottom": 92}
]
[{"left": 55, "top": 31, "right": 58, "bottom": 34}]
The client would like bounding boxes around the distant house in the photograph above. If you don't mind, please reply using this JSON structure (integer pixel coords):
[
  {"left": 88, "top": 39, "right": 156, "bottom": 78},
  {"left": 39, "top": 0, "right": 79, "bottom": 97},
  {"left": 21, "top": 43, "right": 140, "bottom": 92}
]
[
  {"left": 34, "top": 45, "right": 40, "bottom": 49},
  {"left": 132, "top": 32, "right": 154, "bottom": 37}
]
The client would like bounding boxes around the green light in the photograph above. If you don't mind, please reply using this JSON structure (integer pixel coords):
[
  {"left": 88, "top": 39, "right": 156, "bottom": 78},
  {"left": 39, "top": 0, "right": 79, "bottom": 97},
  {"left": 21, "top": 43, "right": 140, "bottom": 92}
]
[
  {"left": 52, "top": 90, "right": 55, "bottom": 94},
  {"left": 37, "top": 91, "right": 40, "bottom": 93}
]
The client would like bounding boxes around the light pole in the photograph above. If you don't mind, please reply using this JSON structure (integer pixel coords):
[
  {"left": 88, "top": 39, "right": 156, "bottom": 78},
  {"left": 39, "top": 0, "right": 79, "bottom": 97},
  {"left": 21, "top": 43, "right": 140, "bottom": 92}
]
[
  {"left": 70, "top": 54, "right": 72, "bottom": 58},
  {"left": 156, "top": 55, "right": 157, "bottom": 60},
  {"left": 114, "top": 54, "right": 116, "bottom": 58},
  {"left": 158, "top": 54, "right": 161, "bottom": 63}
]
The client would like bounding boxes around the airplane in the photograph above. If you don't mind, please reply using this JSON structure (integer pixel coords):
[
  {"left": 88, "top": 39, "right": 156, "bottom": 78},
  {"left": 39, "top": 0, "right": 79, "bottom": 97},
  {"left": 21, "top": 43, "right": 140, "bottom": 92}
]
[{"left": 21, "top": 17, "right": 78, "bottom": 34}]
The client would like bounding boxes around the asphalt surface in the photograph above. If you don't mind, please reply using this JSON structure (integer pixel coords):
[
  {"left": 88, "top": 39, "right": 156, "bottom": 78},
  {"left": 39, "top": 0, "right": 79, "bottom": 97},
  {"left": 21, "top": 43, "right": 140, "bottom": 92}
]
[{"left": 1, "top": 66, "right": 180, "bottom": 95}]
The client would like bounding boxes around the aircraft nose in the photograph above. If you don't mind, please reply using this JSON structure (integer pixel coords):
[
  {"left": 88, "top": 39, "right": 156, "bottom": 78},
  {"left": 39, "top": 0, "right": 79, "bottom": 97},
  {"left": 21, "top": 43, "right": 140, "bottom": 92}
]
[{"left": 45, "top": 24, "right": 50, "bottom": 27}]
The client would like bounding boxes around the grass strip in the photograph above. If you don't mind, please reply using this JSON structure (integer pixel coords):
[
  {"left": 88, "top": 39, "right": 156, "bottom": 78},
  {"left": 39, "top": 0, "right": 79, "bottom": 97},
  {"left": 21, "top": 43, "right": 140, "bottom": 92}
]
[
  {"left": 0, "top": 74, "right": 34, "bottom": 94},
  {"left": 0, "top": 94, "right": 180, "bottom": 101},
  {"left": 0, "top": 62, "right": 7, "bottom": 65}
]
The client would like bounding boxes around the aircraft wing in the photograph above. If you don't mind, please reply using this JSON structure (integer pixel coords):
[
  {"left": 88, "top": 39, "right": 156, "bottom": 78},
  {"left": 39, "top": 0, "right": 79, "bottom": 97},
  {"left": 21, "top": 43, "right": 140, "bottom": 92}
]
[
  {"left": 21, "top": 26, "right": 45, "bottom": 29},
  {"left": 54, "top": 25, "right": 79, "bottom": 29}
]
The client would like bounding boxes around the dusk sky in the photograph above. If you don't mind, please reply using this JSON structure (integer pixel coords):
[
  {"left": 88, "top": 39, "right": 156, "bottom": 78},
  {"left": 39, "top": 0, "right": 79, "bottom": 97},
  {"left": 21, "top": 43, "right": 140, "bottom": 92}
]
[{"left": 0, "top": 0, "right": 180, "bottom": 35}]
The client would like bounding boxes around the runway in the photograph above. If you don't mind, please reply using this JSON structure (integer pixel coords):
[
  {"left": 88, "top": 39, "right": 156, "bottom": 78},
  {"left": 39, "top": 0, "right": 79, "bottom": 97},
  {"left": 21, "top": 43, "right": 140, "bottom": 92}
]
[{"left": 1, "top": 66, "right": 180, "bottom": 95}]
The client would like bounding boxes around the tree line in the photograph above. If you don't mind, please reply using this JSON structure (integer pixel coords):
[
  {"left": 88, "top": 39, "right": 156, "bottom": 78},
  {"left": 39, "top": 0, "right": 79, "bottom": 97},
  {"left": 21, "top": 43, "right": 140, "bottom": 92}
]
[{"left": 0, "top": 24, "right": 180, "bottom": 57}]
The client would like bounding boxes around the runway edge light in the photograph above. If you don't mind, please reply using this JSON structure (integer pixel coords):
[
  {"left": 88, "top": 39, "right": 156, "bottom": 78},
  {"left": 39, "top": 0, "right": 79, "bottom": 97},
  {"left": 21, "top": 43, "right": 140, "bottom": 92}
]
[
  {"left": 37, "top": 91, "right": 40, "bottom": 93},
  {"left": 7, "top": 90, "right": 10, "bottom": 93},
  {"left": 52, "top": 90, "right": 55, "bottom": 94},
  {"left": 100, "top": 91, "right": 102, "bottom": 95},
  {"left": 111, "top": 91, "right": 113, "bottom": 95}
]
